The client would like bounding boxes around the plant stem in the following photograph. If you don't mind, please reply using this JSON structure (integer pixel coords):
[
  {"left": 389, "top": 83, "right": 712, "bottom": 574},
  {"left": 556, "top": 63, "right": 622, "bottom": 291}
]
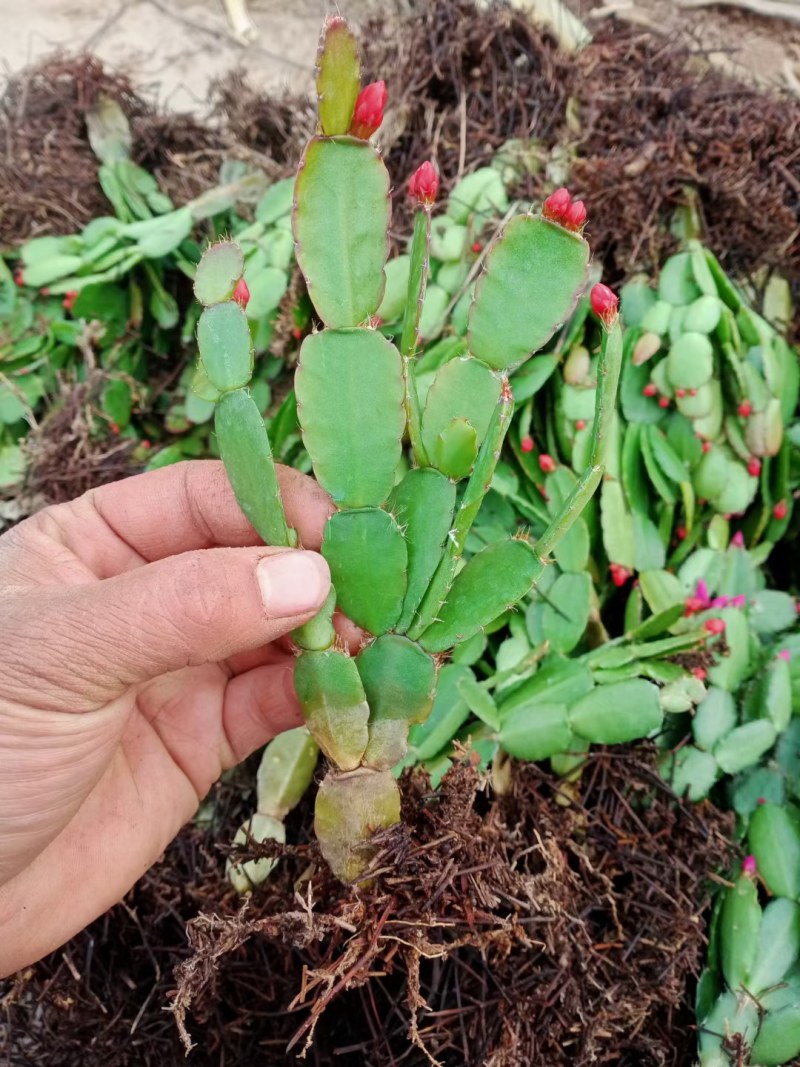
[{"left": 400, "top": 209, "right": 431, "bottom": 466}]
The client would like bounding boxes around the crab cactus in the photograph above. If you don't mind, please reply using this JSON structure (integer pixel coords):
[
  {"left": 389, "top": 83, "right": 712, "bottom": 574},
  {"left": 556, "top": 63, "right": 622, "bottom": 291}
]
[{"left": 197, "top": 15, "right": 622, "bottom": 884}]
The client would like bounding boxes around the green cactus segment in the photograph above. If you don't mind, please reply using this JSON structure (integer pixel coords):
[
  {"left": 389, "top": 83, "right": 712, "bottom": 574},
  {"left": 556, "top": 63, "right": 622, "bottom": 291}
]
[
  {"left": 214, "top": 389, "right": 292, "bottom": 547},
  {"left": 666, "top": 332, "right": 714, "bottom": 391},
  {"left": 296, "top": 329, "right": 404, "bottom": 507},
  {"left": 226, "top": 814, "right": 285, "bottom": 894},
  {"left": 294, "top": 650, "right": 370, "bottom": 771},
  {"left": 748, "top": 899, "right": 800, "bottom": 995},
  {"left": 698, "top": 992, "right": 758, "bottom": 1064},
  {"left": 193, "top": 241, "right": 244, "bottom": 306},
  {"left": 197, "top": 302, "right": 254, "bottom": 392},
  {"left": 421, "top": 357, "right": 502, "bottom": 472},
  {"left": 322, "top": 508, "right": 408, "bottom": 635},
  {"left": 389, "top": 468, "right": 457, "bottom": 634},
  {"left": 499, "top": 703, "right": 572, "bottom": 761},
  {"left": 256, "top": 727, "right": 319, "bottom": 820},
  {"left": 314, "top": 767, "right": 401, "bottom": 883},
  {"left": 361, "top": 720, "right": 411, "bottom": 771},
  {"left": 356, "top": 635, "right": 437, "bottom": 724},
  {"left": 748, "top": 803, "right": 800, "bottom": 899},
  {"left": 419, "top": 538, "right": 544, "bottom": 653},
  {"left": 719, "top": 874, "right": 761, "bottom": 990},
  {"left": 752, "top": 1009, "right": 800, "bottom": 1067},
  {"left": 467, "top": 215, "right": 589, "bottom": 372},
  {"left": 401, "top": 209, "right": 432, "bottom": 357},
  {"left": 294, "top": 138, "right": 389, "bottom": 327},
  {"left": 567, "top": 679, "right": 663, "bottom": 744},
  {"left": 433, "top": 419, "right": 479, "bottom": 479},
  {"left": 315, "top": 18, "right": 360, "bottom": 136},
  {"left": 292, "top": 585, "right": 337, "bottom": 652}
]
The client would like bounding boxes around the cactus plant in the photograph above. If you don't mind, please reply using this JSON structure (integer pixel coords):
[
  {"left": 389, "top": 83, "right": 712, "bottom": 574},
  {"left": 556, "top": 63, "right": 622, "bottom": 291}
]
[{"left": 198, "top": 15, "right": 623, "bottom": 884}]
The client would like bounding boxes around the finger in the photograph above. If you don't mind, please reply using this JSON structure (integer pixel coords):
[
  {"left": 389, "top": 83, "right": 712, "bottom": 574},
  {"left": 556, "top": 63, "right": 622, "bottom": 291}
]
[
  {"left": 1, "top": 547, "right": 330, "bottom": 712},
  {"left": 11, "top": 460, "right": 334, "bottom": 580},
  {"left": 222, "top": 660, "right": 304, "bottom": 763}
]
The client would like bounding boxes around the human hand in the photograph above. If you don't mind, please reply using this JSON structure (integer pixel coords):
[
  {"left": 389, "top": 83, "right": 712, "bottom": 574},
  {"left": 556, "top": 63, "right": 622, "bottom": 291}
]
[{"left": 0, "top": 460, "right": 333, "bottom": 977}]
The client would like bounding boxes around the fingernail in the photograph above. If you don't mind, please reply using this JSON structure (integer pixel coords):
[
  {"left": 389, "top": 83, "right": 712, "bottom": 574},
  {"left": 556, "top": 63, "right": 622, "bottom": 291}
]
[{"left": 256, "top": 551, "right": 330, "bottom": 618}]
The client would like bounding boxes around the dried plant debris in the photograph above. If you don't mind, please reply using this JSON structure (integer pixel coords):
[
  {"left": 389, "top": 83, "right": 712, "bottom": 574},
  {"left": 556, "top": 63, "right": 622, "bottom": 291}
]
[{"left": 2, "top": 749, "right": 731, "bottom": 1067}]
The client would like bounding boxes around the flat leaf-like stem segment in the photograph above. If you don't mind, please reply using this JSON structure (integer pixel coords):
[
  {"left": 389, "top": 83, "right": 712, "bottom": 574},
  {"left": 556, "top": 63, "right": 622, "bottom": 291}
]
[
  {"left": 567, "top": 678, "right": 663, "bottom": 744},
  {"left": 421, "top": 357, "right": 502, "bottom": 477},
  {"left": 316, "top": 17, "right": 360, "bottom": 136},
  {"left": 314, "top": 767, "right": 401, "bottom": 883},
  {"left": 296, "top": 328, "right": 405, "bottom": 507},
  {"left": 322, "top": 508, "right": 408, "bottom": 635},
  {"left": 419, "top": 538, "right": 544, "bottom": 653},
  {"left": 294, "top": 650, "right": 370, "bottom": 771},
  {"left": 193, "top": 241, "right": 244, "bottom": 306},
  {"left": 256, "top": 727, "right": 319, "bottom": 820},
  {"left": 294, "top": 138, "right": 389, "bottom": 327},
  {"left": 214, "top": 389, "right": 292, "bottom": 547},
  {"left": 197, "top": 302, "right": 253, "bottom": 392},
  {"left": 389, "top": 468, "right": 456, "bottom": 634},
  {"left": 468, "top": 215, "right": 589, "bottom": 372}
]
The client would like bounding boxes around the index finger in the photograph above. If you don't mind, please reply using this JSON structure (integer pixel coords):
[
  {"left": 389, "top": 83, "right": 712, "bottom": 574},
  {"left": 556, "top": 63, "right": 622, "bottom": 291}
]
[{"left": 29, "top": 460, "right": 334, "bottom": 577}]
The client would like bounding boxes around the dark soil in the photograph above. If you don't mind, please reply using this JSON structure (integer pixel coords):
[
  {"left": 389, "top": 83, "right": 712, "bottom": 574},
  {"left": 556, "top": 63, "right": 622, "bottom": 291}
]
[{"left": 1, "top": 749, "right": 733, "bottom": 1067}]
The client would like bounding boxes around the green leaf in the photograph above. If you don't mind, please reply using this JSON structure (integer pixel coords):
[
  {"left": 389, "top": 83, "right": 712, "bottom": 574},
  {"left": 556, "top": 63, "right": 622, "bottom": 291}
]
[
  {"left": 693, "top": 687, "right": 737, "bottom": 751},
  {"left": 421, "top": 356, "right": 502, "bottom": 473},
  {"left": 316, "top": 17, "right": 361, "bottom": 136},
  {"left": 256, "top": 727, "right": 319, "bottom": 820},
  {"left": 748, "top": 803, "right": 800, "bottom": 899},
  {"left": 542, "top": 572, "right": 591, "bottom": 653},
  {"left": 659, "top": 252, "right": 701, "bottom": 306},
  {"left": 666, "top": 332, "right": 714, "bottom": 391},
  {"left": 356, "top": 635, "right": 436, "bottom": 724},
  {"left": 500, "top": 703, "right": 571, "bottom": 761},
  {"left": 500, "top": 661, "right": 594, "bottom": 718},
  {"left": 243, "top": 265, "right": 287, "bottom": 321},
  {"left": 567, "top": 679, "right": 663, "bottom": 744},
  {"left": 601, "top": 480, "right": 636, "bottom": 569},
  {"left": 255, "top": 178, "right": 295, "bottom": 224},
  {"left": 714, "top": 721, "right": 777, "bottom": 775},
  {"left": 295, "top": 649, "right": 369, "bottom": 770},
  {"left": 707, "top": 607, "right": 751, "bottom": 692},
  {"left": 719, "top": 874, "right": 761, "bottom": 991},
  {"left": 0, "top": 444, "right": 25, "bottom": 488},
  {"left": 633, "top": 511, "right": 666, "bottom": 572},
  {"left": 101, "top": 378, "right": 132, "bottom": 429},
  {"left": 468, "top": 215, "right": 589, "bottom": 372},
  {"left": 751, "top": 1005, "right": 800, "bottom": 1066},
  {"left": 420, "top": 538, "right": 544, "bottom": 653},
  {"left": 457, "top": 674, "right": 500, "bottom": 731},
  {"left": 197, "top": 302, "right": 253, "bottom": 392},
  {"left": 748, "top": 590, "right": 797, "bottom": 634},
  {"left": 698, "top": 992, "right": 758, "bottom": 1064},
  {"left": 193, "top": 241, "right": 244, "bottom": 306},
  {"left": 661, "top": 745, "right": 719, "bottom": 801},
  {"left": 749, "top": 898, "right": 800, "bottom": 996},
  {"left": 296, "top": 328, "right": 404, "bottom": 507},
  {"left": 294, "top": 138, "right": 389, "bottom": 327},
  {"left": 407, "top": 664, "right": 473, "bottom": 762}
]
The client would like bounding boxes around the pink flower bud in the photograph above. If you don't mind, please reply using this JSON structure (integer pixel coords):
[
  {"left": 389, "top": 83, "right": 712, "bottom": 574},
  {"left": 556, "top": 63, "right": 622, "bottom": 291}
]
[
  {"left": 774, "top": 500, "right": 788, "bottom": 521},
  {"left": 62, "top": 290, "right": 78, "bottom": 312},
  {"left": 730, "top": 594, "right": 746, "bottom": 608},
  {"left": 349, "top": 80, "right": 387, "bottom": 140},
  {"left": 232, "top": 278, "right": 250, "bottom": 308},
  {"left": 756, "top": 797, "right": 767, "bottom": 805},
  {"left": 710, "top": 596, "right": 729, "bottom": 609},
  {"left": 520, "top": 435, "right": 535, "bottom": 453},
  {"left": 542, "top": 187, "right": 571, "bottom": 223},
  {"left": 778, "top": 649, "right": 791, "bottom": 662},
  {"left": 590, "top": 283, "right": 619, "bottom": 327},
  {"left": 563, "top": 199, "right": 587, "bottom": 231},
  {"left": 742, "top": 855, "right": 758, "bottom": 876},
  {"left": 643, "top": 383, "right": 657, "bottom": 397},
  {"left": 747, "top": 457, "right": 761, "bottom": 477},
  {"left": 676, "top": 388, "right": 686, "bottom": 398},
  {"left": 538, "top": 453, "right": 556, "bottom": 473},
  {"left": 704, "top": 618, "right": 726, "bottom": 635},
  {"left": 677, "top": 526, "right": 687, "bottom": 540},
  {"left": 732, "top": 531, "right": 745, "bottom": 547},
  {"left": 738, "top": 400, "right": 752, "bottom": 418},
  {"left": 575, "top": 419, "right": 586, "bottom": 431},
  {"left": 701, "top": 441, "right": 712, "bottom": 454},
  {"left": 609, "top": 563, "right": 631, "bottom": 588},
  {"left": 684, "top": 597, "right": 705, "bottom": 617},
  {"left": 408, "top": 160, "right": 439, "bottom": 207},
  {"left": 659, "top": 396, "right": 670, "bottom": 409},
  {"left": 692, "top": 667, "right": 707, "bottom": 681},
  {"left": 696, "top": 580, "right": 710, "bottom": 608},
  {"left": 471, "top": 240, "right": 482, "bottom": 254}
]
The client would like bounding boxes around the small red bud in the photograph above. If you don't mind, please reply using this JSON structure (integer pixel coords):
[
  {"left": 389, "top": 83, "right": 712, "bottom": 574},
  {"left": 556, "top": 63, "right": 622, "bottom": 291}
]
[
  {"left": 609, "top": 563, "right": 631, "bottom": 588},
  {"left": 471, "top": 241, "right": 482, "bottom": 254},
  {"left": 692, "top": 667, "right": 707, "bottom": 681},
  {"left": 538, "top": 453, "right": 556, "bottom": 473},
  {"left": 141, "top": 440, "right": 151, "bottom": 449},
  {"left": 542, "top": 187, "right": 571, "bottom": 223},
  {"left": 756, "top": 797, "right": 767, "bottom": 805},
  {"left": 109, "top": 422, "right": 120, "bottom": 435},
  {"left": 704, "top": 617, "right": 726, "bottom": 635},
  {"left": 291, "top": 326, "right": 303, "bottom": 340},
  {"left": 738, "top": 400, "right": 752, "bottom": 418},
  {"left": 643, "top": 383, "right": 657, "bottom": 397},
  {"left": 40, "top": 287, "right": 50, "bottom": 296},
  {"left": 62, "top": 290, "right": 78, "bottom": 312},
  {"left": 563, "top": 199, "right": 587, "bottom": 231},
  {"left": 658, "top": 396, "right": 670, "bottom": 408},
  {"left": 747, "top": 457, "right": 761, "bottom": 477},
  {"left": 590, "top": 283, "right": 618, "bottom": 327},
  {"left": 575, "top": 419, "right": 586, "bottom": 431},
  {"left": 774, "top": 499, "right": 788, "bottom": 521},
  {"left": 742, "top": 855, "right": 758, "bottom": 876},
  {"left": 520, "top": 435, "right": 535, "bottom": 453},
  {"left": 408, "top": 160, "right": 439, "bottom": 207},
  {"left": 677, "top": 526, "right": 686, "bottom": 540},
  {"left": 684, "top": 596, "right": 705, "bottom": 617},
  {"left": 676, "top": 388, "right": 686, "bottom": 398},
  {"left": 689, "top": 389, "right": 698, "bottom": 397},
  {"left": 13, "top": 267, "right": 24, "bottom": 286},
  {"left": 350, "top": 80, "right": 387, "bottom": 140},
  {"left": 778, "top": 649, "right": 791, "bottom": 662},
  {"left": 232, "top": 278, "right": 250, "bottom": 308},
  {"left": 702, "top": 441, "right": 712, "bottom": 453}
]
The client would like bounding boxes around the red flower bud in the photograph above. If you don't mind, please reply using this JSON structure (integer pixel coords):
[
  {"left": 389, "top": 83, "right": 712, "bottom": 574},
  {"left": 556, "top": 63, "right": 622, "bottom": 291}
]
[
  {"left": 774, "top": 499, "right": 788, "bottom": 521},
  {"left": 62, "top": 290, "right": 79, "bottom": 312},
  {"left": 738, "top": 399, "right": 752, "bottom": 418},
  {"left": 658, "top": 396, "right": 670, "bottom": 408},
  {"left": 408, "top": 160, "right": 439, "bottom": 207},
  {"left": 677, "top": 526, "right": 686, "bottom": 540},
  {"left": 742, "top": 855, "right": 758, "bottom": 876},
  {"left": 563, "top": 199, "right": 587, "bottom": 231},
  {"left": 609, "top": 563, "right": 630, "bottom": 588},
  {"left": 692, "top": 667, "right": 707, "bottom": 681},
  {"left": 109, "top": 421, "right": 120, "bottom": 436},
  {"left": 704, "top": 617, "right": 726, "bottom": 635},
  {"left": 538, "top": 453, "right": 556, "bottom": 473},
  {"left": 141, "top": 439, "right": 151, "bottom": 449},
  {"left": 542, "top": 187, "right": 571, "bottom": 223},
  {"left": 471, "top": 241, "right": 482, "bottom": 254},
  {"left": 643, "top": 383, "right": 657, "bottom": 397},
  {"left": 14, "top": 267, "right": 25, "bottom": 286},
  {"left": 684, "top": 596, "right": 705, "bottom": 617},
  {"left": 676, "top": 388, "right": 686, "bottom": 398},
  {"left": 575, "top": 419, "right": 586, "bottom": 431},
  {"left": 590, "top": 283, "right": 618, "bottom": 327},
  {"left": 232, "top": 278, "right": 250, "bottom": 308},
  {"left": 520, "top": 435, "right": 535, "bottom": 453},
  {"left": 292, "top": 326, "right": 303, "bottom": 340},
  {"left": 689, "top": 388, "right": 698, "bottom": 397},
  {"left": 747, "top": 457, "right": 761, "bottom": 477},
  {"left": 349, "top": 80, "right": 387, "bottom": 140},
  {"left": 702, "top": 441, "right": 712, "bottom": 453}
]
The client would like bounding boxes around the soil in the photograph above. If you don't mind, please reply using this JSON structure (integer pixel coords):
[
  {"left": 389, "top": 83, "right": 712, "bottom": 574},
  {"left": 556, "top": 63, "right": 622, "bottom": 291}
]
[{"left": 1, "top": 749, "right": 733, "bottom": 1066}]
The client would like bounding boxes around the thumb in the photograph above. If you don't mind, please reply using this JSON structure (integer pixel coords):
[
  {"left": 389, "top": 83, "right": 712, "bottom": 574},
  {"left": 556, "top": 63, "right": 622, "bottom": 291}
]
[{"left": 5, "top": 547, "right": 330, "bottom": 710}]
